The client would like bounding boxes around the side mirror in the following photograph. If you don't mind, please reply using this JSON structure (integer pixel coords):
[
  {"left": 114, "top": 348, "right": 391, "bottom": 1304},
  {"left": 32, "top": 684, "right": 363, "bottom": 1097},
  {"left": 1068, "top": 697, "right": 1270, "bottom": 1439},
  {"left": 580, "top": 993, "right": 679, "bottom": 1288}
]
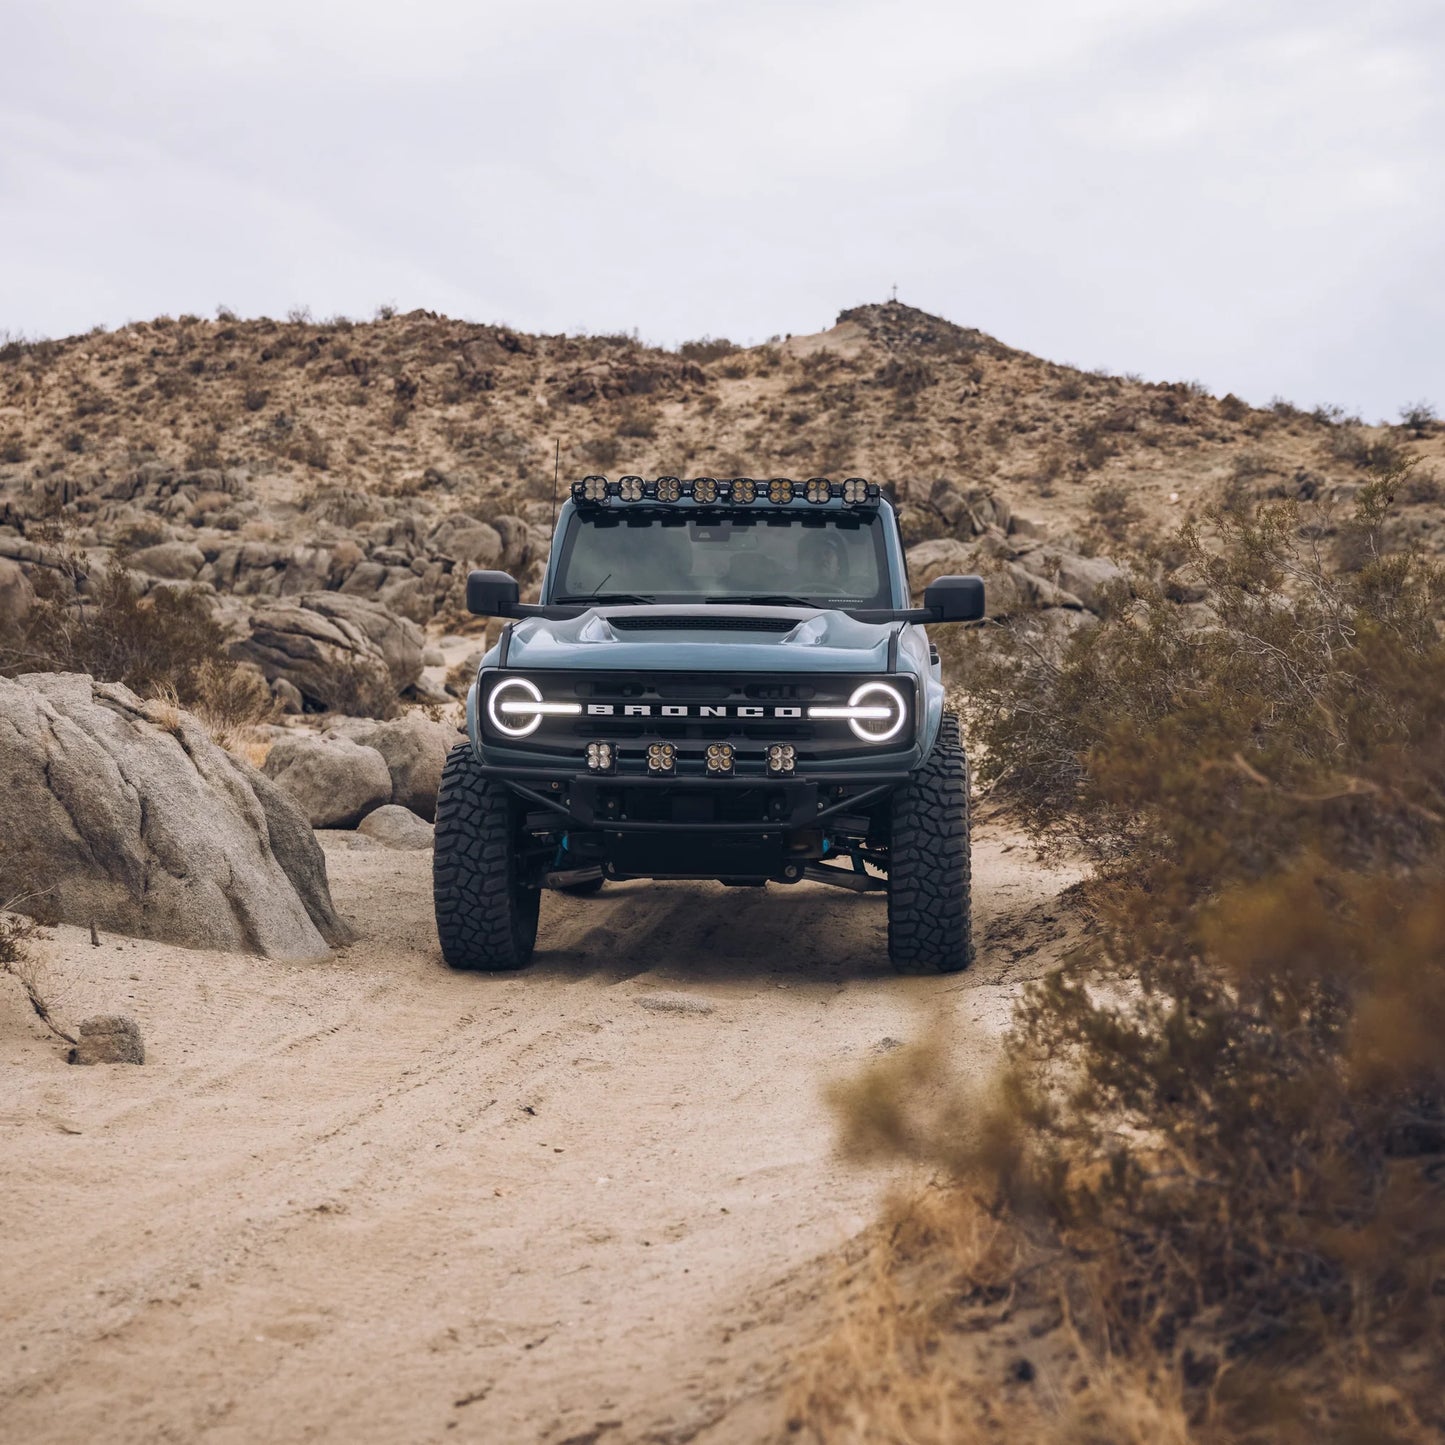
[
  {"left": 923, "top": 574, "right": 986, "bottom": 623},
  {"left": 466, "top": 570, "right": 520, "bottom": 618}
]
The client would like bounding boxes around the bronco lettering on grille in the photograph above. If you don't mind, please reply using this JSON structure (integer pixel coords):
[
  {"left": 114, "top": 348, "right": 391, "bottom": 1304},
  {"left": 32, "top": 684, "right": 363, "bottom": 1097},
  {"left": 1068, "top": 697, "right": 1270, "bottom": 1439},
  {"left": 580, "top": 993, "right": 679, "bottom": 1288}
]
[{"left": 583, "top": 704, "right": 805, "bottom": 718}]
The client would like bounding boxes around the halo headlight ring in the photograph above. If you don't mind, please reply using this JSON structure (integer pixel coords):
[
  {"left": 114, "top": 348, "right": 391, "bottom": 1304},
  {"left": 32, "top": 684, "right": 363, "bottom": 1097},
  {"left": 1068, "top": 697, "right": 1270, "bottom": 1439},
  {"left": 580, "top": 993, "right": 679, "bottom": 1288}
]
[
  {"left": 847, "top": 682, "right": 907, "bottom": 743},
  {"left": 487, "top": 676, "right": 543, "bottom": 738}
]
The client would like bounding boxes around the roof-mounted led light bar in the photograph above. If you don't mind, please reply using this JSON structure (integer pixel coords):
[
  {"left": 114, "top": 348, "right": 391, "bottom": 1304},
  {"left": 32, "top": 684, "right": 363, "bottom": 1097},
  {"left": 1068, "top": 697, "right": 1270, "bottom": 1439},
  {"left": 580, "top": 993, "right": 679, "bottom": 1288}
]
[{"left": 569, "top": 475, "right": 880, "bottom": 508}]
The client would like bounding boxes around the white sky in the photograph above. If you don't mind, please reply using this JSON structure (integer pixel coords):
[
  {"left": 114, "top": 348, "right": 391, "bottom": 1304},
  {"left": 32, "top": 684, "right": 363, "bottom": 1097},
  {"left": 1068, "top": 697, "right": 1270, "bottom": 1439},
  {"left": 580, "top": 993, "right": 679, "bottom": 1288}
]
[{"left": 2, "top": 0, "right": 1441, "bottom": 420}]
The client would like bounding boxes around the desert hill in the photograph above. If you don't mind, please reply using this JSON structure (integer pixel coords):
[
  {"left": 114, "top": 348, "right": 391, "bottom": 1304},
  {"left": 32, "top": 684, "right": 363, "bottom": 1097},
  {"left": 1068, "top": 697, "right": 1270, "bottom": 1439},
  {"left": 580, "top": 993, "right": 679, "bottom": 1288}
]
[{"left": 2, "top": 299, "right": 1439, "bottom": 615}]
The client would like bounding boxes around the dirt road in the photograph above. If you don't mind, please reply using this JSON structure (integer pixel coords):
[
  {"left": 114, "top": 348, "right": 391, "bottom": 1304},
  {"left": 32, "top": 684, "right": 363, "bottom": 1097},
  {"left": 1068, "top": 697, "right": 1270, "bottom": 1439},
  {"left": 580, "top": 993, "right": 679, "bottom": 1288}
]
[{"left": 0, "top": 821, "right": 1079, "bottom": 1444}]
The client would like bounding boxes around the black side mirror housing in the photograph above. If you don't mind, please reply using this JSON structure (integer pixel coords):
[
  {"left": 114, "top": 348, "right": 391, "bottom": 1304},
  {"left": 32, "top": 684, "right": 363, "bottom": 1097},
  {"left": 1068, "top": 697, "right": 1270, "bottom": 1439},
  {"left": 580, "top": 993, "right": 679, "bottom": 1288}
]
[
  {"left": 466, "top": 570, "right": 521, "bottom": 618},
  {"left": 923, "top": 574, "right": 986, "bottom": 623}
]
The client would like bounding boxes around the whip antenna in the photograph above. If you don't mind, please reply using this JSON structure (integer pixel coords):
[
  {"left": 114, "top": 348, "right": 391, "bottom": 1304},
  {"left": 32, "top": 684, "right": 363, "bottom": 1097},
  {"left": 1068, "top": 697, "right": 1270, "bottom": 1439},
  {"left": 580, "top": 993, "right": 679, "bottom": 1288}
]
[{"left": 551, "top": 437, "right": 561, "bottom": 530}]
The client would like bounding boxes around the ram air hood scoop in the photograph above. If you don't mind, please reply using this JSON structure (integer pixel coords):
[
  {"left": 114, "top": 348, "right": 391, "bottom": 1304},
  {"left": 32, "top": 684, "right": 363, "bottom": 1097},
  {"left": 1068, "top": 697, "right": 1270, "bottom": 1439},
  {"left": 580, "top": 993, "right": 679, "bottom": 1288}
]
[{"left": 504, "top": 604, "right": 894, "bottom": 673}]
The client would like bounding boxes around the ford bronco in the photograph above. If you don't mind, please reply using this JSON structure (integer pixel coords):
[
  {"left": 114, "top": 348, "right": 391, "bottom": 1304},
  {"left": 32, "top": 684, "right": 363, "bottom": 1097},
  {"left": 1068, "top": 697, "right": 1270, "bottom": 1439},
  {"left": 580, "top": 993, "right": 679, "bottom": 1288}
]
[{"left": 434, "top": 475, "right": 985, "bottom": 972}]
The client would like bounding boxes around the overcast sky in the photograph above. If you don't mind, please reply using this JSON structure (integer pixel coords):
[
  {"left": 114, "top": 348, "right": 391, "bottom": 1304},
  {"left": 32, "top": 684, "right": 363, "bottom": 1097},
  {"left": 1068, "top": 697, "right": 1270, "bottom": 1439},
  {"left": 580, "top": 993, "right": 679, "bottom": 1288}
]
[{"left": 2, "top": 0, "right": 1440, "bottom": 420}]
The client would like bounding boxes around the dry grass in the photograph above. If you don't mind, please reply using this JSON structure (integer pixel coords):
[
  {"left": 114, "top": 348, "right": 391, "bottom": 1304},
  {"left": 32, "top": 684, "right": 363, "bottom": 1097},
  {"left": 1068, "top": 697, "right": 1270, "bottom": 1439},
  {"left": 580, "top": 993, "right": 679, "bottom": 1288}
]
[{"left": 798, "top": 465, "right": 1445, "bottom": 1442}]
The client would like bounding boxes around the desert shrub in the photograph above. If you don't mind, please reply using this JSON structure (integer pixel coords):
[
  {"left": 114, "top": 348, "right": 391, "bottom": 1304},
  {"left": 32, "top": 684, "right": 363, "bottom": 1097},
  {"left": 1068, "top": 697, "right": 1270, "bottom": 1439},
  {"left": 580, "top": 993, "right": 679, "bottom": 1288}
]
[
  {"left": 1086, "top": 483, "right": 1143, "bottom": 544},
  {"left": 0, "top": 560, "right": 236, "bottom": 707},
  {"left": 678, "top": 336, "right": 738, "bottom": 363},
  {"left": 1399, "top": 399, "right": 1437, "bottom": 436},
  {"left": 1329, "top": 425, "right": 1405, "bottom": 472},
  {"left": 326, "top": 658, "right": 401, "bottom": 720},
  {"left": 875, "top": 358, "right": 936, "bottom": 397},
  {"left": 810, "top": 465, "right": 1445, "bottom": 1440},
  {"left": 615, "top": 403, "right": 658, "bottom": 439}
]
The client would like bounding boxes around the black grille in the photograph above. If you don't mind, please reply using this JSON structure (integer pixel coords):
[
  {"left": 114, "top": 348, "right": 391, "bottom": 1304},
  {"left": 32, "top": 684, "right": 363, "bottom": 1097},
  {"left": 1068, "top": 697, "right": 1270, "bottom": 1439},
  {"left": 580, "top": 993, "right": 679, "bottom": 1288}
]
[
  {"left": 609, "top": 615, "right": 797, "bottom": 633},
  {"left": 481, "top": 669, "right": 914, "bottom": 765}
]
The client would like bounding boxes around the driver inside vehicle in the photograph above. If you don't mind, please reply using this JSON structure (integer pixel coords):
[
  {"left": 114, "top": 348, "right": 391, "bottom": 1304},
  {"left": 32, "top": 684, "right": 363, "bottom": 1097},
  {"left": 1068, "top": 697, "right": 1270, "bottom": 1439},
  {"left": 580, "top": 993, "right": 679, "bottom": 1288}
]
[{"left": 795, "top": 529, "right": 851, "bottom": 596}]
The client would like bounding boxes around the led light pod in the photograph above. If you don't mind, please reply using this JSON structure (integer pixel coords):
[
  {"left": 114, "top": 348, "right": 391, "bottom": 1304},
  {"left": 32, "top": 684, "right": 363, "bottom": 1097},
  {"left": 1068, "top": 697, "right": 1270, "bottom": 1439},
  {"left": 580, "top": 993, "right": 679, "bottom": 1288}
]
[
  {"left": 691, "top": 477, "right": 718, "bottom": 504},
  {"left": 646, "top": 742, "right": 677, "bottom": 774},
  {"left": 768, "top": 478, "right": 793, "bottom": 505},
  {"left": 705, "top": 743, "right": 735, "bottom": 775},
  {"left": 842, "top": 477, "right": 877, "bottom": 505},
  {"left": 655, "top": 475, "right": 682, "bottom": 502},
  {"left": 805, "top": 477, "right": 832, "bottom": 503},
  {"left": 618, "top": 475, "right": 645, "bottom": 502},
  {"left": 586, "top": 741, "right": 615, "bottom": 773},
  {"left": 766, "top": 743, "right": 796, "bottom": 775},
  {"left": 730, "top": 478, "right": 757, "bottom": 504},
  {"left": 581, "top": 474, "right": 609, "bottom": 501}
]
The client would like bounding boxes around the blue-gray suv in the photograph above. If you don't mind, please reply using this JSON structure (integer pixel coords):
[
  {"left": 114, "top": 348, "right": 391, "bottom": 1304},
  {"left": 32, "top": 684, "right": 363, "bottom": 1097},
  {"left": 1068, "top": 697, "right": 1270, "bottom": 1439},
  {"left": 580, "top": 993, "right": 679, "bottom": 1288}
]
[{"left": 435, "top": 475, "right": 985, "bottom": 973}]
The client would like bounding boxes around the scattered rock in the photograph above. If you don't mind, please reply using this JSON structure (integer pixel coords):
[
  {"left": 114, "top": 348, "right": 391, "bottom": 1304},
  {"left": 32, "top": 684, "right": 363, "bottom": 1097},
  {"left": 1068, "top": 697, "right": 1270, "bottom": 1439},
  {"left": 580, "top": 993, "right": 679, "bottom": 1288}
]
[
  {"left": 635, "top": 992, "right": 716, "bottom": 1016},
  {"left": 356, "top": 804, "right": 435, "bottom": 850},
  {"left": 68, "top": 1015, "right": 145, "bottom": 1066},
  {"left": 0, "top": 673, "right": 347, "bottom": 960},
  {"left": 355, "top": 712, "right": 453, "bottom": 820},
  {"left": 1016, "top": 545, "right": 1127, "bottom": 612},
  {"left": 422, "top": 644, "right": 445, "bottom": 668},
  {"left": 262, "top": 732, "right": 392, "bottom": 829}
]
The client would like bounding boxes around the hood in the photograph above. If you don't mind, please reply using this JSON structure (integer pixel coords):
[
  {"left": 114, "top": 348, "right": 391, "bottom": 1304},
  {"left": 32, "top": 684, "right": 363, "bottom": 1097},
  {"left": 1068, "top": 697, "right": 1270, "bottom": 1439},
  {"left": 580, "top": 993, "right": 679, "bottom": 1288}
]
[{"left": 504, "top": 604, "right": 895, "bottom": 673}]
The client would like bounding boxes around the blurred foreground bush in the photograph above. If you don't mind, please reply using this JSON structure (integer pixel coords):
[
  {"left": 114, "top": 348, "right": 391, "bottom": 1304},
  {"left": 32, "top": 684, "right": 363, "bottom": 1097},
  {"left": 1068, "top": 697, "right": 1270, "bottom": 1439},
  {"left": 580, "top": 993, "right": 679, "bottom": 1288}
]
[{"left": 799, "top": 467, "right": 1444, "bottom": 1442}]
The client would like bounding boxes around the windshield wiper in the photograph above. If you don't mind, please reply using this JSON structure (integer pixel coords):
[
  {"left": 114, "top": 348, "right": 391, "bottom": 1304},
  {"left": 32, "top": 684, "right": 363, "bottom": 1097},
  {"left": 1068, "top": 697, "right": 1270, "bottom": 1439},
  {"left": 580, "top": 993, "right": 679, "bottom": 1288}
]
[
  {"left": 554, "top": 592, "right": 656, "bottom": 605},
  {"left": 707, "top": 593, "right": 819, "bottom": 608}
]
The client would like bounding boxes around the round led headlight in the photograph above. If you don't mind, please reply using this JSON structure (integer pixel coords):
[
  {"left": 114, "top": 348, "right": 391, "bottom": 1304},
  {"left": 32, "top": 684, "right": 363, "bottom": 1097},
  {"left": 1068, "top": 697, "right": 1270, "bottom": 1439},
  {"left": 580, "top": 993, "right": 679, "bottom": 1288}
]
[
  {"left": 768, "top": 478, "right": 792, "bottom": 505},
  {"left": 618, "top": 475, "right": 645, "bottom": 502},
  {"left": 731, "top": 478, "right": 757, "bottom": 504},
  {"left": 581, "top": 474, "right": 608, "bottom": 501},
  {"left": 842, "top": 477, "right": 870, "bottom": 504},
  {"left": 805, "top": 477, "right": 831, "bottom": 504},
  {"left": 655, "top": 475, "right": 682, "bottom": 502},
  {"left": 846, "top": 682, "right": 907, "bottom": 743},
  {"left": 487, "top": 676, "right": 544, "bottom": 738},
  {"left": 691, "top": 477, "right": 718, "bottom": 504}
]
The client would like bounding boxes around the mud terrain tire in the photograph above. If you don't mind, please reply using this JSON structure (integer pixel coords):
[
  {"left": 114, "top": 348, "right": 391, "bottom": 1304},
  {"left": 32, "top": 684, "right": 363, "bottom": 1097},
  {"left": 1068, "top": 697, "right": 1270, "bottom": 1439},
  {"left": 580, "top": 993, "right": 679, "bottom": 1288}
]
[
  {"left": 433, "top": 744, "right": 540, "bottom": 970},
  {"left": 886, "top": 711, "right": 972, "bottom": 973}
]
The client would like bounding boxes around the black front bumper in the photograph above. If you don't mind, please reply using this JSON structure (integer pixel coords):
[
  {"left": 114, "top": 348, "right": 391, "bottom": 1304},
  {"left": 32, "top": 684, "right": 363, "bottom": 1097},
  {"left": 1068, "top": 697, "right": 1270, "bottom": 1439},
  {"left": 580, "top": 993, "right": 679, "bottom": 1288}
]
[{"left": 478, "top": 763, "right": 907, "bottom": 834}]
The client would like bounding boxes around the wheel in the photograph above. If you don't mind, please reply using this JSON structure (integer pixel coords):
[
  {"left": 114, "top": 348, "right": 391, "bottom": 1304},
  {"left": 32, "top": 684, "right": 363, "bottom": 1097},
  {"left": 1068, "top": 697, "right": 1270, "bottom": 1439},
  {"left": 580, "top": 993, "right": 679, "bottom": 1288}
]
[
  {"left": 886, "top": 711, "right": 973, "bottom": 973},
  {"left": 433, "top": 744, "right": 540, "bottom": 970}
]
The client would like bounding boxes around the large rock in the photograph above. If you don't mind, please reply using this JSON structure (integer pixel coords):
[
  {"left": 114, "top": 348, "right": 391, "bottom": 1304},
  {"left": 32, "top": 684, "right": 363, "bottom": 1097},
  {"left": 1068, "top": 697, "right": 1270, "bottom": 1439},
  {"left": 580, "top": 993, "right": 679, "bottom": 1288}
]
[
  {"left": 427, "top": 513, "right": 502, "bottom": 568},
  {"left": 1015, "top": 545, "right": 1127, "bottom": 612},
  {"left": 0, "top": 673, "right": 350, "bottom": 960},
  {"left": 262, "top": 732, "right": 392, "bottom": 829},
  {"left": 230, "top": 593, "right": 423, "bottom": 714},
  {"left": 125, "top": 541, "right": 205, "bottom": 581},
  {"left": 907, "top": 536, "right": 1087, "bottom": 618},
  {"left": 0, "top": 557, "right": 34, "bottom": 627},
  {"left": 356, "top": 712, "right": 455, "bottom": 821}
]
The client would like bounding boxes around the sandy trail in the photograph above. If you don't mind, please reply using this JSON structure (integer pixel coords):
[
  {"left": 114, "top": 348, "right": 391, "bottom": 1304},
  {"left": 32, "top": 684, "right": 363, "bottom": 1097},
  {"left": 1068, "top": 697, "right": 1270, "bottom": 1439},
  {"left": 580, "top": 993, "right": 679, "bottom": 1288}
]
[{"left": 0, "top": 819, "right": 1080, "bottom": 1444}]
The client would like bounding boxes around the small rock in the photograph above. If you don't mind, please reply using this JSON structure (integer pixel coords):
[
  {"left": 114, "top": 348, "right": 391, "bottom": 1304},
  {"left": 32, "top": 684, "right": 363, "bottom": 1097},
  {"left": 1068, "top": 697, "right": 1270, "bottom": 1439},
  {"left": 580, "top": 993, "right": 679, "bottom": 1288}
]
[
  {"left": 636, "top": 992, "right": 716, "bottom": 1016},
  {"left": 422, "top": 645, "right": 446, "bottom": 668},
  {"left": 355, "top": 804, "right": 435, "bottom": 850},
  {"left": 271, "top": 677, "right": 305, "bottom": 715},
  {"left": 69, "top": 1015, "right": 145, "bottom": 1066}
]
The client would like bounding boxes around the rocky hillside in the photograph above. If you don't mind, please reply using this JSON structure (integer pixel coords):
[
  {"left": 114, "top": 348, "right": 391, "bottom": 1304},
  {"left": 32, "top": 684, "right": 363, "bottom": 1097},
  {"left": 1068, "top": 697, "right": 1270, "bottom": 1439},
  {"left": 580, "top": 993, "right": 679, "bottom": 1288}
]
[{"left": 1, "top": 300, "right": 1439, "bottom": 658}]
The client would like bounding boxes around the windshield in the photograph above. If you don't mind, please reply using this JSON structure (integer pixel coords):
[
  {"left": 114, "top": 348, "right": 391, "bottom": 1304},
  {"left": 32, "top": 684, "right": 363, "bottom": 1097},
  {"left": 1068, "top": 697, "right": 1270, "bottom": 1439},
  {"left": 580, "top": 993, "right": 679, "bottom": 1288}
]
[{"left": 551, "top": 512, "right": 892, "bottom": 608}]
